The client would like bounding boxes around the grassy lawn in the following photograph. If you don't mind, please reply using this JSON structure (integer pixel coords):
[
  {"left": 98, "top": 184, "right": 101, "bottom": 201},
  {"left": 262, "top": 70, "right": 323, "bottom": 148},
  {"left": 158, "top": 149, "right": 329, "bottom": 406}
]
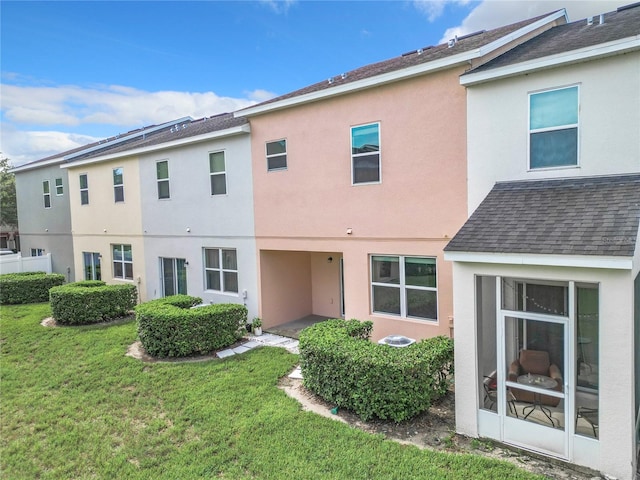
[{"left": 1, "top": 304, "right": 543, "bottom": 479}]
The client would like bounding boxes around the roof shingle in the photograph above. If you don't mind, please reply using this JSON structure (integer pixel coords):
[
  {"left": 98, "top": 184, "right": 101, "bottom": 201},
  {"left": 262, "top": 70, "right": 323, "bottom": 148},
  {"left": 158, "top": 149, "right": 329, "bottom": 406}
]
[
  {"left": 444, "top": 174, "right": 640, "bottom": 257},
  {"left": 465, "top": 3, "right": 640, "bottom": 75}
]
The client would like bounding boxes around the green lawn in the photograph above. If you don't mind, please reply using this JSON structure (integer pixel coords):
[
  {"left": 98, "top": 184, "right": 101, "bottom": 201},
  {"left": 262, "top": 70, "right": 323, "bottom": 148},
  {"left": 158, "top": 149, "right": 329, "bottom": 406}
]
[{"left": 1, "top": 304, "right": 543, "bottom": 479}]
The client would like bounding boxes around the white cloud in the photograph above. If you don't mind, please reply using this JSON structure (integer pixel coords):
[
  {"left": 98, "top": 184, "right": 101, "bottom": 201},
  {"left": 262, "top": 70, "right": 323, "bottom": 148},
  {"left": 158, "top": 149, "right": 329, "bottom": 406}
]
[
  {"left": 439, "top": 0, "right": 621, "bottom": 43},
  {"left": 0, "top": 123, "right": 100, "bottom": 166},
  {"left": 413, "top": 0, "right": 472, "bottom": 22},
  {"left": 0, "top": 82, "right": 278, "bottom": 165},
  {"left": 259, "top": 0, "right": 297, "bottom": 14}
]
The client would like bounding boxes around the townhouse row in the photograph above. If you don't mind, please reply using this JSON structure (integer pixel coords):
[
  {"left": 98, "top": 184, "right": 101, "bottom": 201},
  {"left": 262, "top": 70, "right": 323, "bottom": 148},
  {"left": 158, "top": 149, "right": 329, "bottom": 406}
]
[{"left": 12, "top": 4, "right": 640, "bottom": 479}]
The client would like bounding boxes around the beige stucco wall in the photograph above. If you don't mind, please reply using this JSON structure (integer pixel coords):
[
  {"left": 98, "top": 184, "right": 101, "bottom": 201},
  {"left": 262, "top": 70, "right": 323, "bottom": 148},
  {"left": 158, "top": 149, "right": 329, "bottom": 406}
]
[
  {"left": 67, "top": 157, "right": 147, "bottom": 299},
  {"left": 452, "top": 260, "right": 636, "bottom": 479},
  {"left": 250, "top": 68, "right": 468, "bottom": 340}
]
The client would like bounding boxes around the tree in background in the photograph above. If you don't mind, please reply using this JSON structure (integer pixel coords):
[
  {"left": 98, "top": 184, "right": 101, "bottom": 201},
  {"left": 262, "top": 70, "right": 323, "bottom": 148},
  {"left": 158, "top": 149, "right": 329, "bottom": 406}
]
[{"left": 0, "top": 155, "right": 18, "bottom": 229}]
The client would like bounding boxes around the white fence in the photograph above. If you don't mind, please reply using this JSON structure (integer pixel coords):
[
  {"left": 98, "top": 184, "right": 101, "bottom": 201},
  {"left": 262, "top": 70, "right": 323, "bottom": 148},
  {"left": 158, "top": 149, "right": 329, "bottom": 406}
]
[{"left": 0, "top": 253, "right": 52, "bottom": 275}]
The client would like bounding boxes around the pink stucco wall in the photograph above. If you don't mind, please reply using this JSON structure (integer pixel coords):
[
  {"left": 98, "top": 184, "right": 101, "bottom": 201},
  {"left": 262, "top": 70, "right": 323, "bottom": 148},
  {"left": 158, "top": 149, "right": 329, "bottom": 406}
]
[{"left": 251, "top": 67, "right": 468, "bottom": 340}]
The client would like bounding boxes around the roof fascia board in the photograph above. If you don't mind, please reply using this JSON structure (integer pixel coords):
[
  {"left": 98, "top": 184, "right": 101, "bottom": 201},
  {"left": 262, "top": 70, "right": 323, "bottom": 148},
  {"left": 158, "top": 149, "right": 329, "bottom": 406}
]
[
  {"left": 462, "top": 35, "right": 640, "bottom": 86},
  {"left": 60, "top": 123, "right": 250, "bottom": 169},
  {"left": 10, "top": 157, "right": 65, "bottom": 174},
  {"left": 443, "top": 251, "right": 633, "bottom": 270},
  {"left": 235, "top": 10, "right": 566, "bottom": 118},
  {"left": 235, "top": 53, "right": 477, "bottom": 117},
  {"left": 63, "top": 116, "right": 193, "bottom": 161}
]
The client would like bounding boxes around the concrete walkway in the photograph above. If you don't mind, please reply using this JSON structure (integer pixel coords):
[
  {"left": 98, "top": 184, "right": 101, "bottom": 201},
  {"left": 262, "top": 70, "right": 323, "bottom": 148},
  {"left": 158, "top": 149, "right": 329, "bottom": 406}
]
[{"left": 216, "top": 332, "right": 300, "bottom": 359}]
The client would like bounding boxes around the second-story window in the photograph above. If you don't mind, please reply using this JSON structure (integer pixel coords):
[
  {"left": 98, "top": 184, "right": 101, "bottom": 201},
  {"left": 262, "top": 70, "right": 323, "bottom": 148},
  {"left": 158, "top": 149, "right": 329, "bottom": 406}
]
[
  {"left": 43, "top": 180, "right": 51, "bottom": 208},
  {"left": 209, "top": 151, "right": 227, "bottom": 195},
  {"left": 79, "top": 174, "right": 89, "bottom": 205},
  {"left": 55, "top": 178, "right": 63, "bottom": 196},
  {"left": 113, "top": 167, "right": 124, "bottom": 202},
  {"left": 351, "top": 123, "right": 381, "bottom": 184},
  {"left": 529, "top": 85, "right": 579, "bottom": 169},
  {"left": 156, "top": 160, "right": 170, "bottom": 199},
  {"left": 266, "top": 139, "right": 287, "bottom": 171}
]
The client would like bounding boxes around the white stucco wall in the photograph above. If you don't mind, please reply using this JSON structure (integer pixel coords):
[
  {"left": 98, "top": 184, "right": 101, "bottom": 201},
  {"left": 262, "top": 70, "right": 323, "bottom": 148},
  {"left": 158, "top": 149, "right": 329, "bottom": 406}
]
[
  {"left": 452, "top": 261, "right": 636, "bottom": 479},
  {"left": 466, "top": 51, "right": 640, "bottom": 214},
  {"left": 137, "top": 132, "right": 259, "bottom": 318}
]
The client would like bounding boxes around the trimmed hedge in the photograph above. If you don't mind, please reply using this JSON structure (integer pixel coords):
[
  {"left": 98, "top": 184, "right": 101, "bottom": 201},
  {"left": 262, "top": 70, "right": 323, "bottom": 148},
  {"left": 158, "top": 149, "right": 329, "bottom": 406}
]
[
  {"left": 136, "top": 295, "right": 247, "bottom": 358},
  {"left": 0, "top": 272, "right": 65, "bottom": 304},
  {"left": 299, "top": 319, "right": 454, "bottom": 422},
  {"left": 50, "top": 281, "right": 138, "bottom": 325}
]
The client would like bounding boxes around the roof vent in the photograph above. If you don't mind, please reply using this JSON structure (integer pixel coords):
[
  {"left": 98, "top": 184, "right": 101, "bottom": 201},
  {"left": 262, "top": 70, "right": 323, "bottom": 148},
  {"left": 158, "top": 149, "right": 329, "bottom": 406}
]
[
  {"left": 340, "top": 72, "right": 348, "bottom": 80},
  {"left": 327, "top": 77, "right": 334, "bottom": 85},
  {"left": 587, "top": 16, "right": 594, "bottom": 25},
  {"left": 417, "top": 48, "right": 423, "bottom": 55},
  {"left": 378, "top": 335, "right": 416, "bottom": 348},
  {"left": 599, "top": 13, "right": 605, "bottom": 24},
  {"left": 447, "top": 36, "right": 458, "bottom": 48}
]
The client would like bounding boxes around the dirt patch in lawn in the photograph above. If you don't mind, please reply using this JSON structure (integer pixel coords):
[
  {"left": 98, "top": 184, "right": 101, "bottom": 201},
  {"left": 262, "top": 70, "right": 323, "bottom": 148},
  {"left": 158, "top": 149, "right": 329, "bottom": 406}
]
[{"left": 279, "top": 375, "right": 605, "bottom": 480}]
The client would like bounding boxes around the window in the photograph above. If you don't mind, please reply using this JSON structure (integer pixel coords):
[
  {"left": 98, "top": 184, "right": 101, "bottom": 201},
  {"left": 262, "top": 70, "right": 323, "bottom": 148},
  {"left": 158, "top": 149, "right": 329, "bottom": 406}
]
[
  {"left": 113, "top": 167, "right": 124, "bottom": 202},
  {"left": 43, "top": 181, "right": 51, "bottom": 208},
  {"left": 209, "top": 152, "right": 227, "bottom": 195},
  {"left": 79, "top": 174, "right": 89, "bottom": 205},
  {"left": 31, "top": 248, "right": 44, "bottom": 256},
  {"left": 266, "top": 140, "right": 287, "bottom": 171},
  {"left": 83, "top": 252, "right": 101, "bottom": 280},
  {"left": 156, "top": 160, "right": 170, "bottom": 199},
  {"left": 55, "top": 178, "right": 63, "bottom": 196},
  {"left": 112, "top": 244, "right": 133, "bottom": 280},
  {"left": 370, "top": 255, "right": 437, "bottom": 320},
  {"left": 529, "top": 86, "right": 579, "bottom": 169},
  {"left": 204, "top": 248, "right": 238, "bottom": 293},
  {"left": 351, "top": 123, "right": 380, "bottom": 184}
]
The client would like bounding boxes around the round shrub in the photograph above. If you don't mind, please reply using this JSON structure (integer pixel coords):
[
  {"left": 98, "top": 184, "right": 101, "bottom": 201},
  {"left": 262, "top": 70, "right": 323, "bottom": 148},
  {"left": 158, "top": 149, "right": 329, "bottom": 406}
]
[
  {"left": 299, "top": 319, "right": 454, "bottom": 422},
  {"left": 136, "top": 295, "right": 247, "bottom": 358},
  {"left": 50, "top": 282, "right": 138, "bottom": 325},
  {"left": 0, "top": 272, "right": 65, "bottom": 304}
]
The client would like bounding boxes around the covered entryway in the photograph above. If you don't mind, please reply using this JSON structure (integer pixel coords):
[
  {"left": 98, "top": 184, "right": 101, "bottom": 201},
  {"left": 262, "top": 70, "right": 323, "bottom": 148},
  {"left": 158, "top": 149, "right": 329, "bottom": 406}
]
[{"left": 258, "top": 250, "right": 343, "bottom": 330}]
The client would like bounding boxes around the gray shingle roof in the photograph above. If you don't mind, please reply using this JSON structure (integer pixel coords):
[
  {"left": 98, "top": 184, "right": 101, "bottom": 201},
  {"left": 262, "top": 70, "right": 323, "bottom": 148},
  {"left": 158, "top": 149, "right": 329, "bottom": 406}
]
[
  {"left": 444, "top": 174, "right": 640, "bottom": 257},
  {"left": 15, "top": 113, "right": 248, "bottom": 169},
  {"left": 69, "top": 113, "right": 248, "bottom": 162},
  {"left": 250, "top": 12, "right": 559, "bottom": 108},
  {"left": 465, "top": 3, "right": 640, "bottom": 75}
]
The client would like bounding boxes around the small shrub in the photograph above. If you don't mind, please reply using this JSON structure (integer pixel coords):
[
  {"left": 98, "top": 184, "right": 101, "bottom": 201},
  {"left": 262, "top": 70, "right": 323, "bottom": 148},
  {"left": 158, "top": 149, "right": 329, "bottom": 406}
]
[
  {"left": 0, "top": 272, "right": 65, "bottom": 304},
  {"left": 50, "top": 282, "right": 138, "bottom": 325},
  {"left": 299, "top": 319, "right": 454, "bottom": 422},
  {"left": 136, "top": 296, "right": 247, "bottom": 357}
]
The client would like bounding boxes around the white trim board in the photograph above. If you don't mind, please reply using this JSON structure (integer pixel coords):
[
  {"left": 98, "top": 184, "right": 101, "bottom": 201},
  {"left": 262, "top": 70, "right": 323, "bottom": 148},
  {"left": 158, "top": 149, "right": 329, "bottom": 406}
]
[{"left": 443, "top": 251, "right": 633, "bottom": 270}]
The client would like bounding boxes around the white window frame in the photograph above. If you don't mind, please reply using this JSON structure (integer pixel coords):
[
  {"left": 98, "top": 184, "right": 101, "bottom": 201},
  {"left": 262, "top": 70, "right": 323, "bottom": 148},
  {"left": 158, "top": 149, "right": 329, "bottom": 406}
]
[
  {"left": 370, "top": 254, "right": 438, "bottom": 321},
  {"left": 351, "top": 122, "right": 381, "bottom": 185},
  {"left": 156, "top": 160, "right": 170, "bottom": 200},
  {"left": 31, "top": 248, "right": 44, "bottom": 256},
  {"left": 528, "top": 85, "right": 580, "bottom": 171},
  {"left": 203, "top": 247, "right": 238, "bottom": 294},
  {"left": 83, "top": 252, "right": 101, "bottom": 281},
  {"left": 55, "top": 177, "right": 63, "bottom": 196},
  {"left": 43, "top": 180, "right": 51, "bottom": 208},
  {"left": 112, "top": 244, "right": 133, "bottom": 281},
  {"left": 79, "top": 174, "right": 89, "bottom": 205},
  {"left": 266, "top": 139, "right": 287, "bottom": 171},
  {"left": 209, "top": 151, "right": 227, "bottom": 196},
  {"left": 113, "top": 167, "right": 124, "bottom": 203}
]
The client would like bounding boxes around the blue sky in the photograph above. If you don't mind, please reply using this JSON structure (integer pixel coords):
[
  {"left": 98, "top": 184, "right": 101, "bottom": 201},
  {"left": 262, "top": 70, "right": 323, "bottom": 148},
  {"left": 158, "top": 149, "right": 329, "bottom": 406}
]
[{"left": 1, "top": 0, "right": 620, "bottom": 165}]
